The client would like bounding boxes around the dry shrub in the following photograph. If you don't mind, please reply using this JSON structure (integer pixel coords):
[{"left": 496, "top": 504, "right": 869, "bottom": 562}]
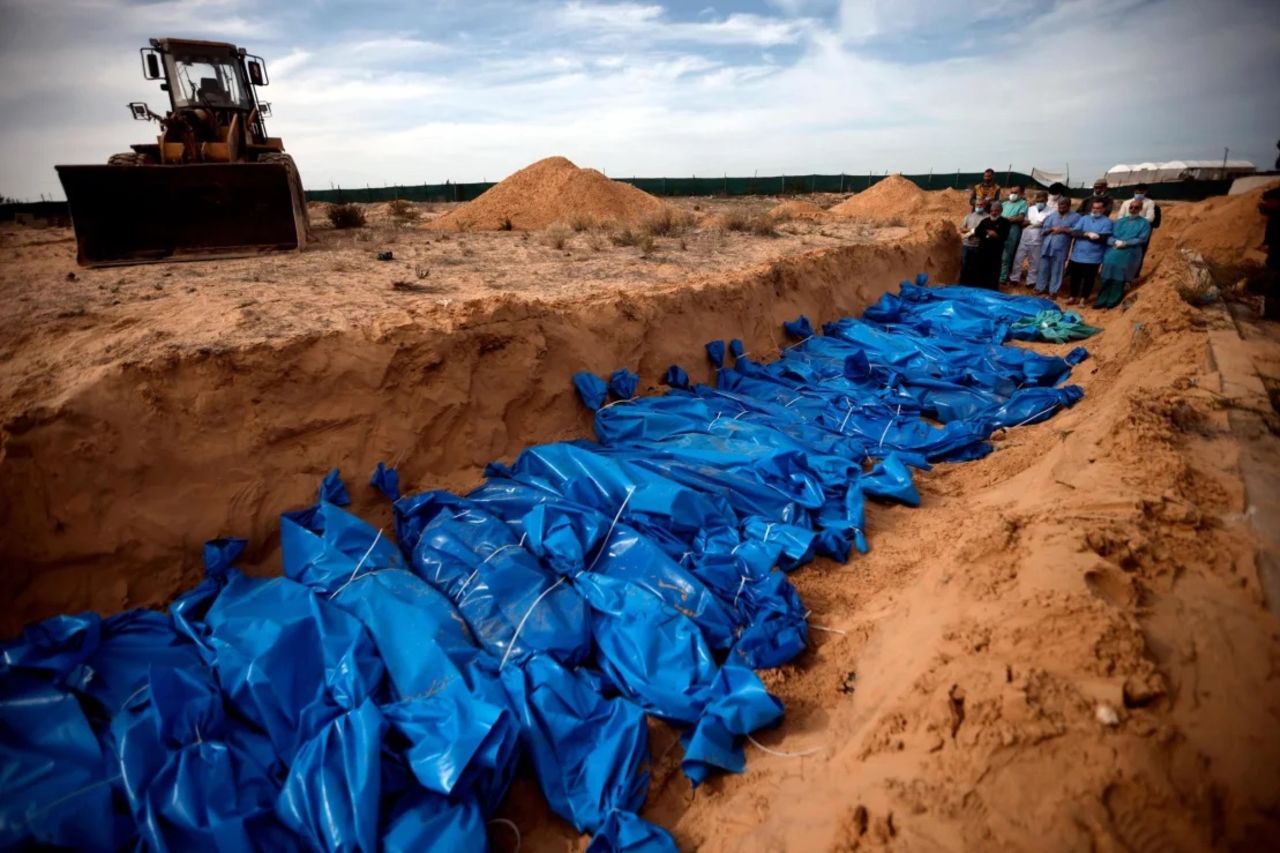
[
  {"left": 586, "top": 232, "right": 607, "bottom": 252},
  {"left": 499, "top": 216, "right": 514, "bottom": 231},
  {"left": 388, "top": 199, "right": 419, "bottom": 220},
  {"left": 327, "top": 203, "right": 366, "bottom": 229},
  {"left": 718, "top": 208, "right": 750, "bottom": 232},
  {"left": 718, "top": 208, "right": 779, "bottom": 237},
  {"left": 640, "top": 207, "right": 693, "bottom": 237},
  {"left": 610, "top": 227, "right": 641, "bottom": 247},
  {"left": 750, "top": 216, "right": 779, "bottom": 237},
  {"left": 568, "top": 213, "right": 599, "bottom": 232},
  {"left": 543, "top": 223, "right": 572, "bottom": 250},
  {"left": 609, "top": 227, "right": 655, "bottom": 254}
]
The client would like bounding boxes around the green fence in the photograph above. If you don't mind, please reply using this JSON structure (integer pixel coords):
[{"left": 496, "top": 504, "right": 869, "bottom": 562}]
[{"left": 303, "top": 170, "right": 1042, "bottom": 205}]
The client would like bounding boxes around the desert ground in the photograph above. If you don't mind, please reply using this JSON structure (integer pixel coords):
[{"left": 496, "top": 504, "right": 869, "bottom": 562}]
[{"left": 2, "top": 163, "right": 1278, "bottom": 850}]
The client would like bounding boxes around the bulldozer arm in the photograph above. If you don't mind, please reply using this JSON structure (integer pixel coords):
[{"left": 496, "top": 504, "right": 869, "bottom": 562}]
[{"left": 56, "top": 162, "right": 306, "bottom": 267}]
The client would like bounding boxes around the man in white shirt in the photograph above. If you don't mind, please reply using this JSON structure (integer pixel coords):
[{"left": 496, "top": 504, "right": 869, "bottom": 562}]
[
  {"left": 1115, "top": 182, "right": 1156, "bottom": 223},
  {"left": 1008, "top": 190, "right": 1051, "bottom": 287}
]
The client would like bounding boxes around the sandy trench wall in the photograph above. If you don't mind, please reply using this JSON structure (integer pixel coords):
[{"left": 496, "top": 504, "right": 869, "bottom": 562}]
[{"left": 0, "top": 227, "right": 960, "bottom": 635}]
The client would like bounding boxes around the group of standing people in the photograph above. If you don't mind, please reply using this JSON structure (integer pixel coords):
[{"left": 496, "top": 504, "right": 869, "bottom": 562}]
[{"left": 959, "top": 169, "right": 1159, "bottom": 309}]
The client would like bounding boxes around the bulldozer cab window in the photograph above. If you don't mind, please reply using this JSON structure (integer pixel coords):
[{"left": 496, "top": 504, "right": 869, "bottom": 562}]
[{"left": 170, "top": 54, "right": 251, "bottom": 110}]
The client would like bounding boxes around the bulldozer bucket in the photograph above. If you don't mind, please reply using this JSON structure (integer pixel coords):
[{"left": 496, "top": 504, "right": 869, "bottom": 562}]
[{"left": 56, "top": 162, "right": 306, "bottom": 267}]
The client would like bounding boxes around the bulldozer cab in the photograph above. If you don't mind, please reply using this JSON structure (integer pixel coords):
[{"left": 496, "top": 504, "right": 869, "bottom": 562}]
[
  {"left": 140, "top": 39, "right": 274, "bottom": 159},
  {"left": 164, "top": 44, "right": 253, "bottom": 109},
  {"left": 56, "top": 37, "right": 310, "bottom": 267}
]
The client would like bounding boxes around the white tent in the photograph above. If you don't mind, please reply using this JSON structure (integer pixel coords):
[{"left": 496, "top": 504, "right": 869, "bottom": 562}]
[{"left": 1104, "top": 160, "right": 1256, "bottom": 186}]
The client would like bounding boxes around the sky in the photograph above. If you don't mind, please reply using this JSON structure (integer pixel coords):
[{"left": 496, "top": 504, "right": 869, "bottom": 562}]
[{"left": 1, "top": 0, "right": 1278, "bottom": 200}]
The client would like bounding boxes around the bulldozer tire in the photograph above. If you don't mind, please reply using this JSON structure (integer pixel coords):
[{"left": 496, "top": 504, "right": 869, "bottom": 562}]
[
  {"left": 259, "top": 152, "right": 314, "bottom": 243},
  {"left": 107, "top": 152, "right": 150, "bottom": 166}
]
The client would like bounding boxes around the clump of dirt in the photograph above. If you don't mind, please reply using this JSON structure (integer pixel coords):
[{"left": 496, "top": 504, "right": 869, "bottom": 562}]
[
  {"left": 769, "top": 199, "right": 829, "bottom": 221},
  {"left": 425, "top": 156, "right": 669, "bottom": 231},
  {"left": 829, "top": 174, "right": 969, "bottom": 222}
]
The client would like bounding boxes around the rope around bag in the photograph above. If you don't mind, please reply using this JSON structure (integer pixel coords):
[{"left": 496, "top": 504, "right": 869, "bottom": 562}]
[
  {"left": 584, "top": 486, "right": 636, "bottom": 574},
  {"left": 327, "top": 528, "right": 384, "bottom": 600},
  {"left": 459, "top": 534, "right": 530, "bottom": 606},
  {"left": 499, "top": 486, "right": 637, "bottom": 670}
]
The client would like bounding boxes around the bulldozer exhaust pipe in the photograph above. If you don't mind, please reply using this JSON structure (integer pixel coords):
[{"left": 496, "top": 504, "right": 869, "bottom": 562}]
[{"left": 56, "top": 162, "right": 307, "bottom": 267}]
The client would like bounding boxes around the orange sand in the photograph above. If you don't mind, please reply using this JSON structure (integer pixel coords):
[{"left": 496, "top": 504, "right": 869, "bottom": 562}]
[
  {"left": 425, "top": 156, "right": 669, "bottom": 231},
  {"left": 829, "top": 174, "right": 971, "bottom": 222},
  {"left": 769, "top": 199, "right": 829, "bottom": 220}
]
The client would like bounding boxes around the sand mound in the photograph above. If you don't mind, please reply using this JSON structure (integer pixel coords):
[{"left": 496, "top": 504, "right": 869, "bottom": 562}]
[
  {"left": 426, "top": 156, "right": 668, "bottom": 231},
  {"left": 828, "top": 174, "right": 969, "bottom": 221},
  {"left": 769, "top": 200, "right": 829, "bottom": 221},
  {"left": 1152, "top": 180, "right": 1278, "bottom": 268},
  {"left": 932, "top": 187, "right": 972, "bottom": 215},
  {"left": 829, "top": 174, "right": 924, "bottom": 219}
]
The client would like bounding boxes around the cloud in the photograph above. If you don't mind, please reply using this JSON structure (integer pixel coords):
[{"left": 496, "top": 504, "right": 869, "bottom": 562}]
[
  {"left": 345, "top": 37, "right": 454, "bottom": 61},
  {"left": 556, "top": 1, "right": 817, "bottom": 46},
  {"left": 1, "top": 0, "right": 1277, "bottom": 201}
]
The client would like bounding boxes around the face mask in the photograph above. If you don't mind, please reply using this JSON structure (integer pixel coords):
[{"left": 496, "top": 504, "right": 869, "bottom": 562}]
[
  {"left": 1133, "top": 193, "right": 1145, "bottom": 200},
  {"left": 1008, "top": 193, "right": 1020, "bottom": 201},
  {"left": 974, "top": 206, "right": 984, "bottom": 214},
  {"left": 1035, "top": 202, "right": 1046, "bottom": 211}
]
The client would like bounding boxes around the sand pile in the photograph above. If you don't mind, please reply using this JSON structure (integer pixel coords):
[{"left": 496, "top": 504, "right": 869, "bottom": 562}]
[
  {"left": 769, "top": 200, "right": 829, "bottom": 221},
  {"left": 426, "top": 156, "right": 668, "bottom": 231},
  {"left": 932, "top": 187, "right": 972, "bottom": 215},
  {"left": 828, "top": 174, "right": 969, "bottom": 221},
  {"left": 1152, "top": 181, "right": 1278, "bottom": 268},
  {"left": 828, "top": 174, "right": 924, "bottom": 219}
]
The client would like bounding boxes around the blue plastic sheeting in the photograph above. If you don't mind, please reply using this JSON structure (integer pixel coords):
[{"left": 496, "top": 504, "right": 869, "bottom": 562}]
[
  {"left": 0, "top": 279, "right": 1090, "bottom": 851},
  {"left": 574, "top": 371, "right": 609, "bottom": 411},
  {"left": 588, "top": 809, "right": 679, "bottom": 852},
  {"left": 662, "top": 365, "right": 690, "bottom": 390},
  {"left": 320, "top": 467, "right": 351, "bottom": 506},
  {"left": 705, "top": 339, "right": 726, "bottom": 368},
  {"left": 370, "top": 461, "right": 401, "bottom": 501},
  {"left": 609, "top": 369, "right": 640, "bottom": 401},
  {"left": 783, "top": 315, "right": 814, "bottom": 340},
  {"left": 864, "top": 278, "right": 1100, "bottom": 345}
]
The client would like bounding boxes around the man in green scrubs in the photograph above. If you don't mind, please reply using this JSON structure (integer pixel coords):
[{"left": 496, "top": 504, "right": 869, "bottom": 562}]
[{"left": 999, "top": 184, "right": 1028, "bottom": 286}]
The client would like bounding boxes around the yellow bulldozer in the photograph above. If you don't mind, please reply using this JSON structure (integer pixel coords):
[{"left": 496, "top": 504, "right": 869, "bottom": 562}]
[{"left": 57, "top": 38, "right": 311, "bottom": 266}]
